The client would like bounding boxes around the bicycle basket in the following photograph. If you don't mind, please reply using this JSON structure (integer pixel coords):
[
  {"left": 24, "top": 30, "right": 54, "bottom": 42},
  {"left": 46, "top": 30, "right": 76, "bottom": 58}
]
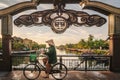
[{"left": 30, "top": 53, "right": 37, "bottom": 62}]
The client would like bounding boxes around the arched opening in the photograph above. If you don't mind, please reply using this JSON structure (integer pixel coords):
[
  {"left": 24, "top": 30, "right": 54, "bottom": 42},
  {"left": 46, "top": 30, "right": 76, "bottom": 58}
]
[
  {"left": 0, "top": 0, "right": 120, "bottom": 72},
  {"left": 13, "top": 4, "right": 108, "bottom": 46}
]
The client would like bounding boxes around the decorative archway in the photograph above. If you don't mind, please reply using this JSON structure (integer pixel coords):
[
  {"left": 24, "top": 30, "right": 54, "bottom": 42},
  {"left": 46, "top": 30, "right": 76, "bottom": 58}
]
[
  {"left": 80, "top": 0, "right": 120, "bottom": 72},
  {"left": 13, "top": 0, "right": 106, "bottom": 34},
  {"left": 0, "top": 0, "right": 120, "bottom": 72}
]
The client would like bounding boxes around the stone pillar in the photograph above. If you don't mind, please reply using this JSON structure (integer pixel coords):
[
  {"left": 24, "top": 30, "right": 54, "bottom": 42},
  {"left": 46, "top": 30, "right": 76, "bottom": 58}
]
[
  {"left": 0, "top": 15, "right": 12, "bottom": 71},
  {"left": 109, "top": 14, "right": 120, "bottom": 72}
]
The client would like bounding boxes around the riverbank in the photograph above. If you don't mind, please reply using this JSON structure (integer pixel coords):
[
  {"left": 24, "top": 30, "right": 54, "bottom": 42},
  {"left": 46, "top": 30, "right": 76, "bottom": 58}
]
[{"left": 59, "top": 48, "right": 109, "bottom": 56}]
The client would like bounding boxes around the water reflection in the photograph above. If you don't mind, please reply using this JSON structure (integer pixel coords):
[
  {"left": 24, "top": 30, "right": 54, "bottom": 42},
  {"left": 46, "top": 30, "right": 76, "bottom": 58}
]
[
  {"left": 56, "top": 49, "right": 81, "bottom": 55},
  {"left": 56, "top": 49, "right": 79, "bottom": 59}
]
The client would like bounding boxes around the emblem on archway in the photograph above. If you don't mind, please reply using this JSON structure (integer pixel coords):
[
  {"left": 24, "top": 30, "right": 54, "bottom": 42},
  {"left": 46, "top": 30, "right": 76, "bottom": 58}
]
[
  {"left": 14, "top": 0, "right": 106, "bottom": 33},
  {"left": 51, "top": 17, "right": 68, "bottom": 33}
]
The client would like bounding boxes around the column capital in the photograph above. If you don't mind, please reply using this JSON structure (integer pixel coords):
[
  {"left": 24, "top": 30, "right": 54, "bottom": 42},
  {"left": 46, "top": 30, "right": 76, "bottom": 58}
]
[
  {"left": 108, "top": 14, "right": 120, "bottom": 35},
  {"left": 1, "top": 15, "right": 12, "bottom": 35}
]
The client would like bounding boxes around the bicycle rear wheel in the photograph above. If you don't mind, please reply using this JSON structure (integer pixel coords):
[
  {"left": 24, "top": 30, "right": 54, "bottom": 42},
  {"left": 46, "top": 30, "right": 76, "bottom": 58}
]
[
  {"left": 23, "top": 64, "right": 41, "bottom": 80},
  {"left": 51, "top": 63, "right": 67, "bottom": 80}
]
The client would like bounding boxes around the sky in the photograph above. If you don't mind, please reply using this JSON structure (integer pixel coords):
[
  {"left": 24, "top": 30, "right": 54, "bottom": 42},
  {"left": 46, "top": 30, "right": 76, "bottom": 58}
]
[{"left": 0, "top": 0, "right": 120, "bottom": 46}]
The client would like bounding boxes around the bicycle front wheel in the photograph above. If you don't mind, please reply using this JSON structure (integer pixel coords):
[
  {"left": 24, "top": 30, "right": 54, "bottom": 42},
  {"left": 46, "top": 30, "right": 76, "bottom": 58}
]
[
  {"left": 23, "top": 64, "right": 41, "bottom": 80},
  {"left": 51, "top": 63, "right": 67, "bottom": 80}
]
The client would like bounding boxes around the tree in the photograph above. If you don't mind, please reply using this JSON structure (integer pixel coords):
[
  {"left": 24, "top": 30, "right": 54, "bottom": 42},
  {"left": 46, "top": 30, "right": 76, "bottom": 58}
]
[
  {"left": 39, "top": 44, "right": 46, "bottom": 48},
  {"left": 94, "top": 40, "right": 100, "bottom": 49},
  {"left": 32, "top": 43, "right": 39, "bottom": 50},
  {"left": 13, "top": 42, "right": 25, "bottom": 51},
  {"left": 57, "top": 45, "right": 65, "bottom": 50},
  {"left": 78, "top": 39, "right": 86, "bottom": 49},
  {"left": 87, "top": 34, "right": 94, "bottom": 49},
  {"left": 66, "top": 44, "right": 73, "bottom": 48},
  {"left": 88, "top": 34, "right": 94, "bottom": 41},
  {"left": 12, "top": 36, "right": 47, "bottom": 51}
]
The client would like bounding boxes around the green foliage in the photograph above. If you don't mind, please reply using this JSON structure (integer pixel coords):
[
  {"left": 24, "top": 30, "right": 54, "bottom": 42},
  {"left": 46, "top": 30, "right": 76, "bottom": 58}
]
[
  {"left": 13, "top": 42, "right": 25, "bottom": 51},
  {"left": 39, "top": 44, "right": 46, "bottom": 48},
  {"left": 66, "top": 43, "right": 74, "bottom": 48},
  {"left": 77, "top": 39, "right": 86, "bottom": 49},
  {"left": 31, "top": 43, "right": 39, "bottom": 50},
  {"left": 11, "top": 36, "right": 46, "bottom": 51},
  {"left": 58, "top": 34, "right": 109, "bottom": 50},
  {"left": 32, "top": 43, "right": 46, "bottom": 50},
  {"left": 93, "top": 49, "right": 108, "bottom": 55}
]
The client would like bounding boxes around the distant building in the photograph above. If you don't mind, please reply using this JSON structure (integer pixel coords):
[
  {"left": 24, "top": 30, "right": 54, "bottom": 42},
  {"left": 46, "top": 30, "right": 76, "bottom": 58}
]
[
  {"left": 12, "top": 36, "right": 23, "bottom": 43},
  {"left": 23, "top": 38, "right": 33, "bottom": 50},
  {"left": 12, "top": 36, "right": 40, "bottom": 50}
]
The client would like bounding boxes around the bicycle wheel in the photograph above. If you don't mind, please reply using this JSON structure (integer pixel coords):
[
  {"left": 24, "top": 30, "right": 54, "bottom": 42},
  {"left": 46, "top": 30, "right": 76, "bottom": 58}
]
[
  {"left": 23, "top": 64, "right": 41, "bottom": 80},
  {"left": 51, "top": 63, "right": 67, "bottom": 80}
]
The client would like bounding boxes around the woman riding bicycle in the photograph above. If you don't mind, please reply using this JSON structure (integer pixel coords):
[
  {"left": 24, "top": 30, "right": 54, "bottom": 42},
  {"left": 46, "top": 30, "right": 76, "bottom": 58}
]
[
  {"left": 23, "top": 39, "right": 67, "bottom": 80},
  {"left": 42, "top": 39, "right": 57, "bottom": 78}
]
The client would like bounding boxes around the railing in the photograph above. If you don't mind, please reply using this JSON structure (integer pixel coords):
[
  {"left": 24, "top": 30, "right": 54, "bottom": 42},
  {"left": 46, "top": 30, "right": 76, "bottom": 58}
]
[
  {"left": 0, "top": 51, "right": 3, "bottom": 61},
  {"left": 11, "top": 51, "right": 112, "bottom": 71},
  {"left": 0, "top": 54, "right": 3, "bottom": 61},
  {"left": 59, "top": 55, "right": 111, "bottom": 71}
]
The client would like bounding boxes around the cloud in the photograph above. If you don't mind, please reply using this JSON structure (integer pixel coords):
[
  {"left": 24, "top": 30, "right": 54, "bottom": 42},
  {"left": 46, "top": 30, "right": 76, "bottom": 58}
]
[
  {"left": 13, "top": 25, "right": 84, "bottom": 45},
  {"left": 0, "top": 3, "right": 8, "bottom": 8},
  {"left": 37, "top": 4, "right": 53, "bottom": 10},
  {"left": 13, "top": 23, "right": 108, "bottom": 46}
]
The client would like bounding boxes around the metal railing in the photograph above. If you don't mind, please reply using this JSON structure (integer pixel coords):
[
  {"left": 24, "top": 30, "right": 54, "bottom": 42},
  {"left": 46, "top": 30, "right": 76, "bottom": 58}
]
[
  {"left": 0, "top": 51, "right": 3, "bottom": 61},
  {"left": 58, "top": 55, "right": 111, "bottom": 71},
  {"left": 0, "top": 54, "right": 3, "bottom": 61},
  {"left": 11, "top": 51, "right": 111, "bottom": 71}
]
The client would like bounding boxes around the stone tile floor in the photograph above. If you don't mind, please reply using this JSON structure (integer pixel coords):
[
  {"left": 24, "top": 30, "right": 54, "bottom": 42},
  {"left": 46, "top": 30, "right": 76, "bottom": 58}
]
[{"left": 0, "top": 71, "right": 120, "bottom": 80}]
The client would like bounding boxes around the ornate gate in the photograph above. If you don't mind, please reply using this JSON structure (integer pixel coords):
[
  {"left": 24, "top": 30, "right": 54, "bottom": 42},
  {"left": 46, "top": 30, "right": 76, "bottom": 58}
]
[{"left": 0, "top": 0, "right": 120, "bottom": 72}]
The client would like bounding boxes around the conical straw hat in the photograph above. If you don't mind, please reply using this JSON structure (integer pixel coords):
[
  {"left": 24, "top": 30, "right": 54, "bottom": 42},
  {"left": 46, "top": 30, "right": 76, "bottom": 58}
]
[{"left": 46, "top": 39, "right": 54, "bottom": 45}]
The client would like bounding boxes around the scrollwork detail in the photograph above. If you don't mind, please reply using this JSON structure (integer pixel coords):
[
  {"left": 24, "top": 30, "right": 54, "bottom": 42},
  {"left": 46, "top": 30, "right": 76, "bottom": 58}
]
[{"left": 14, "top": 1, "right": 106, "bottom": 33}]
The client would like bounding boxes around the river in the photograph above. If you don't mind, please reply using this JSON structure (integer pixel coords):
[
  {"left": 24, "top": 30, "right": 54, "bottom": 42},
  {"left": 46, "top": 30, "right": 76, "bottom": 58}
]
[{"left": 56, "top": 49, "right": 80, "bottom": 59}]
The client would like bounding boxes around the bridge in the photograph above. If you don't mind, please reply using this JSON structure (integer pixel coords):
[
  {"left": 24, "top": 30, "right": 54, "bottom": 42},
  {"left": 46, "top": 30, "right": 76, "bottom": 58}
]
[
  {"left": 0, "top": 51, "right": 119, "bottom": 80},
  {"left": 0, "top": 0, "right": 120, "bottom": 80},
  {"left": 1, "top": 71, "right": 120, "bottom": 80},
  {"left": 11, "top": 51, "right": 111, "bottom": 71}
]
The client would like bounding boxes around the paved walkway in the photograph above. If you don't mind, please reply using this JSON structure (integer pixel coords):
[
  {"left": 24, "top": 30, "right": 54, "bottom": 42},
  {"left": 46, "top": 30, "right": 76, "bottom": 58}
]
[{"left": 0, "top": 71, "right": 120, "bottom": 80}]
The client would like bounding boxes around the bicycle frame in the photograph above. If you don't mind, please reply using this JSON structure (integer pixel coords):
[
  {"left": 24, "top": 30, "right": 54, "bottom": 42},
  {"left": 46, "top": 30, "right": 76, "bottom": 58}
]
[{"left": 32, "top": 59, "right": 46, "bottom": 71}]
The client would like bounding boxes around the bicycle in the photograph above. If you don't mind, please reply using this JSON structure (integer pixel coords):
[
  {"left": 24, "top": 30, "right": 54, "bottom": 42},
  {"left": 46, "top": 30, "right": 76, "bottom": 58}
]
[{"left": 23, "top": 53, "right": 68, "bottom": 80}]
